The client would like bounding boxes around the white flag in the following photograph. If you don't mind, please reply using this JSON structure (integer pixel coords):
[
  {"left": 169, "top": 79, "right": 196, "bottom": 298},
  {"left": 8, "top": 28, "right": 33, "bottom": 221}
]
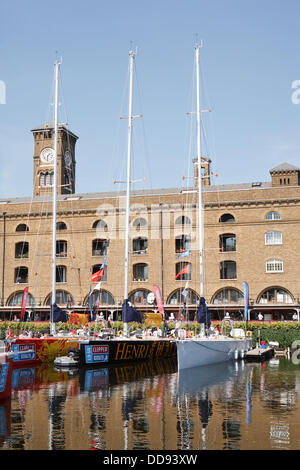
[
  {"left": 182, "top": 281, "right": 189, "bottom": 297},
  {"left": 93, "top": 282, "right": 101, "bottom": 291}
]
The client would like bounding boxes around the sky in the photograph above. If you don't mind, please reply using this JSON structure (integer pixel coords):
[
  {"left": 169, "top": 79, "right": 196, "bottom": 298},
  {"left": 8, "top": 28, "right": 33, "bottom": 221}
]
[{"left": 1, "top": 0, "right": 300, "bottom": 198}]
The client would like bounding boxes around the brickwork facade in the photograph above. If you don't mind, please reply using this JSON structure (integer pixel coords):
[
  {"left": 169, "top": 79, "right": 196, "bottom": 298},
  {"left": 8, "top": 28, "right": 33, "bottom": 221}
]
[{"left": 0, "top": 125, "right": 300, "bottom": 321}]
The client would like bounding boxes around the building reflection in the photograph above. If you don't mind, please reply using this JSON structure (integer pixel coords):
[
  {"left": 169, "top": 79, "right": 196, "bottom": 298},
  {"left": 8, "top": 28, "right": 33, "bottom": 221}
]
[{"left": 1, "top": 358, "right": 300, "bottom": 450}]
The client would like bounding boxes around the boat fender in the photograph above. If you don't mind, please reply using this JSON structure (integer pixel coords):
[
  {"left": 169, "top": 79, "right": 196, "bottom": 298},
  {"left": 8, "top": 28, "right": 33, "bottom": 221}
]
[{"left": 246, "top": 331, "right": 252, "bottom": 337}]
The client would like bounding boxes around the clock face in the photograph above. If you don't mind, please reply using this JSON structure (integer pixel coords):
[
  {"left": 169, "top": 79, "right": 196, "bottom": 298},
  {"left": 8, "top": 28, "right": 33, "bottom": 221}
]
[{"left": 40, "top": 147, "right": 54, "bottom": 164}]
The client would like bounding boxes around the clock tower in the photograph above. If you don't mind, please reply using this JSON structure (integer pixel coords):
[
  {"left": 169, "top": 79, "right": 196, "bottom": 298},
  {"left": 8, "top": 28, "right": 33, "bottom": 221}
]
[{"left": 32, "top": 122, "right": 78, "bottom": 196}]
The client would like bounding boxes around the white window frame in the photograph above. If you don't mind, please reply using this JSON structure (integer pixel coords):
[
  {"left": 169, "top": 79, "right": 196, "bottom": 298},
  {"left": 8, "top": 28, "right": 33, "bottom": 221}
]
[
  {"left": 265, "top": 231, "right": 282, "bottom": 245},
  {"left": 266, "top": 259, "right": 283, "bottom": 273},
  {"left": 265, "top": 211, "right": 281, "bottom": 221}
]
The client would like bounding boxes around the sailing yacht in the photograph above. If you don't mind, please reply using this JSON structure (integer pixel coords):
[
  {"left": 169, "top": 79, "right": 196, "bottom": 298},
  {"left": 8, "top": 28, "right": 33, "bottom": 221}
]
[
  {"left": 55, "top": 49, "right": 177, "bottom": 368},
  {"left": 176, "top": 44, "right": 252, "bottom": 370},
  {"left": 6, "top": 60, "right": 81, "bottom": 366}
]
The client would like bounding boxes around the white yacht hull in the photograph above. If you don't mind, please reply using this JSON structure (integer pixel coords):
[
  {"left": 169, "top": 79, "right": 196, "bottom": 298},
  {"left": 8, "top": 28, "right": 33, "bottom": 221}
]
[{"left": 176, "top": 337, "right": 252, "bottom": 370}]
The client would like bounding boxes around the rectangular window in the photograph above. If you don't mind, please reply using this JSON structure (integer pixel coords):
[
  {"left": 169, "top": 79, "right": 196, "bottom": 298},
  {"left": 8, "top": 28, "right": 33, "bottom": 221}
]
[
  {"left": 266, "top": 260, "right": 283, "bottom": 273},
  {"left": 265, "top": 231, "right": 282, "bottom": 245},
  {"left": 56, "top": 241, "right": 67, "bottom": 257}
]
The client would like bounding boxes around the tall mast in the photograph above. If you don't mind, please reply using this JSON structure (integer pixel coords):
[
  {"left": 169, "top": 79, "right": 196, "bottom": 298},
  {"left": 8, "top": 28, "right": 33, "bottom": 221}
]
[
  {"left": 195, "top": 43, "right": 204, "bottom": 297},
  {"left": 123, "top": 50, "right": 135, "bottom": 335},
  {"left": 50, "top": 59, "right": 60, "bottom": 335}
]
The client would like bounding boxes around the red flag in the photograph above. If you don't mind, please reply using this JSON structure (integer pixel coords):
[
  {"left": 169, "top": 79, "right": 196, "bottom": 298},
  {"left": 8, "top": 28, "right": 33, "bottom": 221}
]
[
  {"left": 20, "top": 287, "right": 29, "bottom": 320},
  {"left": 91, "top": 268, "right": 104, "bottom": 282},
  {"left": 153, "top": 285, "right": 164, "bottom": 315},
  {"left": 175, "top": 264, "right": 190, "bottom": 280}
]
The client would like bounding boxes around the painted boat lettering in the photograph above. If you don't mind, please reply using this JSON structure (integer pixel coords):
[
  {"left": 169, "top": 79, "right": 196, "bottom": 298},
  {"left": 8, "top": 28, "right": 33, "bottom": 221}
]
[
  {"left": 85, "top": 344, "right": 109, "bottom": 364},
  {"left": 92, "top": 345, "right": 109, "bottom": 354},
  {"left": 12, "top": 343, "right": 36, "bottom": 362},
  {"left": 114, "top": 341, "right": 176, "bottom": 361}
]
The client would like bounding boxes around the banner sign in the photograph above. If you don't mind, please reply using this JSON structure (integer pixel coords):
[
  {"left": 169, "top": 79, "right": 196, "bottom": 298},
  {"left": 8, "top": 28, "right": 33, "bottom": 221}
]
[
  {"left": 11, "top": 343, "right": 36, "bottom": 362},
  {"left": 243, "top": 281, "right": 249, "bottom": 321},
  {"left": 153, "top": 285, "right": 164, "bottom": 315},
  {"left": 84, "top": 344, "right": 109, "bottom": 364},
  {"left": 20, "top": 287, "right": 29, "bottom": 320}
]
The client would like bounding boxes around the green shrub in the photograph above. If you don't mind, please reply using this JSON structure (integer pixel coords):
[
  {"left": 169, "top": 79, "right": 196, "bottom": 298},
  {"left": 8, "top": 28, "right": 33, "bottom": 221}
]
[{"left": 2, "top": 320, "right": 300, "bottom": 347}]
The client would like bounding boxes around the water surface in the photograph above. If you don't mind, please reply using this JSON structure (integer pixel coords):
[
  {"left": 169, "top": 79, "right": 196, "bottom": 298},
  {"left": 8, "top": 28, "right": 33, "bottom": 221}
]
[{"left": 1, "top": 357, "right": 300, "bottom": 450}]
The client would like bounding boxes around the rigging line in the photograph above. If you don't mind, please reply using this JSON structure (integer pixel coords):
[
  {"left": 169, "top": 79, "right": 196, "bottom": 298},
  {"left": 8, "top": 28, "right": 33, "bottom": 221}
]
[
  {"left": 132, "top": 59, "right": 153, "bottom": 191},
  {"left": 13, "top": 171, "right": 51, "bottom": 315},
  {"left": 31, "top": 196, "right": 51, "bottom": 305},
  {"left": 198, "top": 57, "right": 217, "bottom": 167},
  {"left": 179, "top": 49, "right": 201, "bottom": 305},
  {"left": 44, "top": 68, "right": 55, "bottom": 126},
  {"left": 29, "top": 65, "right": 61, "bottom": 307},
  {"left": 208, "top": 172, "right": 226, "bottom": 320},
  {"left": 58, "top": 66, "right": 76, "bottom": 187},
  {"left": 114, "top": 57, "right": 139, "bottom": 299},
  {"left": 210, "top": 169, "right": 236, "bottom": 319},
  {"left": 56, "top": 66, "right": 84, "bottom": 299},
  {"left": 171, "top": 50, "right": 198, "bottom": 310},
  {"left": 112, "top": 60, "right": 131, "bottom": 197}
]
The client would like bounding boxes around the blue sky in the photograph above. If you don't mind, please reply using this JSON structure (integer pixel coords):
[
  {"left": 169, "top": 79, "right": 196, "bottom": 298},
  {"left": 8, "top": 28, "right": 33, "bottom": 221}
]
[{"left": 1, "top": 0, "right": 300, "bottom": 198}]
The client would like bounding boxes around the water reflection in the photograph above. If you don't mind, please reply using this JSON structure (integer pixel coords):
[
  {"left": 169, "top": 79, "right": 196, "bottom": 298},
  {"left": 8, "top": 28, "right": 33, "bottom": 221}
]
[
  {"left": 177, "top": 362, "right": 248, "bottom": 450},
  {"left": 1, "top": 358, "right": 300, "bottom": 450}
]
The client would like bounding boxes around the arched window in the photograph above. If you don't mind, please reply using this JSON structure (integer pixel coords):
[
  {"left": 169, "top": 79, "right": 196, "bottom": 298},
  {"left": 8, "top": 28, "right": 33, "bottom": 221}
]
[
  {"left": 56, "top": 221, "right": 67, "bottom": 230},
  {"left": 133, "top": 263, "right": 148, "bottom": 281},
  {"left": 220, "top": 261, "right": 236, "bottom": 280},
  {"left": 92, "top": 264, "right": 107, "bottom": 282},
  {"left": 40, "top": 172, "right": 54, "bottom": 187},
  {"left": 56, "top": 265, "right": 67, "bottom": 283},
  {"left": 133, "top": 237, "right": 148, "bottom": 254},
  {"left": 46, "top": 290, "right": 73, "bottom": 306},
  {"left": 266, "top": 259, "right": 283, "bottom": 273},
  {"left": 93, "top": 220, "right": 108, "bottom": 232},
  {"left": 265, "top": 211, "right": 281, "bottom": 221},
  {"left": 15, "top": 241, "right": 29, "bottom": 258},
  {"left": 219, "top": 234, "right": 236, "bottom": 252},
  {"left": 129, "top": 289, "right": 151, "bottom": 305},
  {"left": 92, "top": 239, "right": 109, "bottom": 256},
  {"left": 14, "top": 267, "right": 28, "bottom": 284},
  {"left": 175, "top": 235, "right": 191, "bottom": 253},
  {"left": 56, "top": 240, "right": 67, "bottom": 257},
  {"left": 175, "top": 215, "right": 191, "bottom": 226},
  {"left": 258, "top": 287, "right": 293, "bottom": 304},
  {"left": 86, "top": 290, "right": 115, "bottom": 306},
  {"left": 16, "top": 224, "right": 29, "bottom": 232},
  {"left": 175, "top": 262, "right": 191, "bottom": 281},
  {"left": 265, "top": 231, "right": 282, "bottom": 245},
  {"left": 219, "top": 213, "right": 235, "bottom": 223},
  {"left": 132, "top": 217, "right": 147, "bottom": 231},
  {"left": 7, "top": 291, "right": 35, "bottom": 306},
  {"left": 168, "top": 288, "right": 199, "bottom": 305},
  {"left": 212, "top": 288, "right": 243, "bottom": 304}
]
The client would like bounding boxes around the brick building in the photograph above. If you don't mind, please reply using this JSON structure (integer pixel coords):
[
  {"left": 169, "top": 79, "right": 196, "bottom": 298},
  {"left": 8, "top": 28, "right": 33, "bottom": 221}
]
[{"left": 0, "top": 123, "right": 300, "bottom": 321}]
